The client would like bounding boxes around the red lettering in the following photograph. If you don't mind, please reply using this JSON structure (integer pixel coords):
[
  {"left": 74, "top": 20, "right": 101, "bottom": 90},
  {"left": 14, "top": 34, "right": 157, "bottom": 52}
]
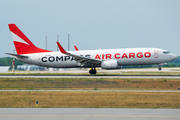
[
  {"left": 137, "top": 52, "right": 143, "bottom": 58},
  {"left": 122, "top": 53, "right": 128, "bottom": 59},
  {"left": 102, "top": 54, "right": 104, "bottom": 59},
  {"left": 129, "top": 53, "right": 135, "bottom": 58},
  {"left": 95, "top": 54, "right": 101, "bottom": 59},
  {"left": 115, "top": 53, "right": 120, "bottom": 59},
  {"left": 144, "top": 52, "right": 151, "bottom": 58},
  {"left": 106, "top": 54, "right": 112, "bottom": 59}
]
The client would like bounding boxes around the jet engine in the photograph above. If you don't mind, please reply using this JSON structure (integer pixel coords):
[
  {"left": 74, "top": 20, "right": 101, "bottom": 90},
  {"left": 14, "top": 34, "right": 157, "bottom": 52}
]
[{"left": 101, "top": 60, "right": 121, "bottom": 69}]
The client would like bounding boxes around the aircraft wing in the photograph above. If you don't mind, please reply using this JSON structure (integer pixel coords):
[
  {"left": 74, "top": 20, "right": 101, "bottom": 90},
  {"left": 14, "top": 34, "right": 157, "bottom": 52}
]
[{"left": 57, "top": 42, "right": 101, "bottom": 67}]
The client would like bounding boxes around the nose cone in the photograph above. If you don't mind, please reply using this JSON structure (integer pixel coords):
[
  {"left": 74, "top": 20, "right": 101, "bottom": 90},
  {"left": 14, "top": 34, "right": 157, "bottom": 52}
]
[{"left": 171, "top": 53, "right": 177, "bottom": 60}]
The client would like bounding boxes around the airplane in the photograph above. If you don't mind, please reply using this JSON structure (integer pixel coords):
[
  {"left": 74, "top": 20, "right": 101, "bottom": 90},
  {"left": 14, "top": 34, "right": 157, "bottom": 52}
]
[{"left": 6, "top": 23, "right": 177, "bottom": 74}]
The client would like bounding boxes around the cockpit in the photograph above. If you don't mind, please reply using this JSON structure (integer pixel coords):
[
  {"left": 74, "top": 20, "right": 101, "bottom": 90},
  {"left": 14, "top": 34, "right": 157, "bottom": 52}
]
[{"left": 163, "top": 51, "right": 170, "bottom": 54}]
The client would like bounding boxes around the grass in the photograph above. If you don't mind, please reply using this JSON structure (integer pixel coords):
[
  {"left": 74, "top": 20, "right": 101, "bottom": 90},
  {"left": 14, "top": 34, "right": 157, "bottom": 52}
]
[
  {"left": 0, "top": 76, "right": 180, "bottom": 108},
  {"left": 0, "top": 78, "right": 180, "bottom": 90},
  {"left": 0, "top": 91, "right": 179, "bottom": 108}
]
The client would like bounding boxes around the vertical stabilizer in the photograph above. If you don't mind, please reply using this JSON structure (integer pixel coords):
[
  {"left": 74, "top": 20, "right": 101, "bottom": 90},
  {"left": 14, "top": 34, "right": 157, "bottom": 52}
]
[{"left": 8, "top": 24, "right": 52, "bottom": 55}]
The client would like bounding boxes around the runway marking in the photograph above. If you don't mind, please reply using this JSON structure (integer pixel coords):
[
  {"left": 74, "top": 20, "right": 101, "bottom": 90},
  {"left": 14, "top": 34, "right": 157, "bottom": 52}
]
[{"left": 0, "top": 115, "right": 180, "bottom": 117}]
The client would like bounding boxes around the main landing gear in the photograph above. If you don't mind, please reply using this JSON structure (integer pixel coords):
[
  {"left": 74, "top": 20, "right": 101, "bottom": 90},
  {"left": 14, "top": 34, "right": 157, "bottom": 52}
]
[{"left": 89, "top": 67, "right": 97, "bottom": 74}]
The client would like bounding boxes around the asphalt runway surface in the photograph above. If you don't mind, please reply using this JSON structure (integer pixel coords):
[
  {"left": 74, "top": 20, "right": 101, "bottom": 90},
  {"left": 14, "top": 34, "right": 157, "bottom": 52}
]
[
  {"left": 0, "top": 108, "right": 180, "bottom": 120},
  {"left": 1, "top": 75, "right": 180, "bottom": 79}
]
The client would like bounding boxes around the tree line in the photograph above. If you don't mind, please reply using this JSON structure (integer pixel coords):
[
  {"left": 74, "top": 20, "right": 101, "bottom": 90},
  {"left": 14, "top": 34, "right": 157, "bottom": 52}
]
[{"left": 0, "top": 57, "right": 24, "bottom": 69}]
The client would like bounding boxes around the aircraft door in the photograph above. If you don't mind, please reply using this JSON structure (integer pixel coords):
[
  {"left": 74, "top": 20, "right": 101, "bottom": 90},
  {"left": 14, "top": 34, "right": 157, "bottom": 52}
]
[{"left": 154, "top": 50, "right": 158, "bottom": 58}]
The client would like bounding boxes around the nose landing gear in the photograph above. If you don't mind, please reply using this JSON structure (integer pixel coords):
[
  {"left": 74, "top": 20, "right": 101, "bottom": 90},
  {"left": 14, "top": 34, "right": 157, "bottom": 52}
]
[{"left": 158, "top": 65, "right": 162, "bottom": 71}]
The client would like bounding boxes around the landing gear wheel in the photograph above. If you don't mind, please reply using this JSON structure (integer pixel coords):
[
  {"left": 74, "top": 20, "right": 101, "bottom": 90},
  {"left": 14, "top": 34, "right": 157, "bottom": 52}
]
[
  {"left": 158, "top": 66, "right": 162, "bottom": 71},
  {"left": 89, "top": 68, "right": 97, "bottom": 74},
  {"left": 93, "top": 69, "right": 97, "bottom": 74}
]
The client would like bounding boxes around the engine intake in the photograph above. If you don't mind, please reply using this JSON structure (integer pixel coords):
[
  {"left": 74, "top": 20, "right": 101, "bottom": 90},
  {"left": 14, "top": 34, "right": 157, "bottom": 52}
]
[{"left": 101, "top": 60, "right": 121, "bottom": 69}]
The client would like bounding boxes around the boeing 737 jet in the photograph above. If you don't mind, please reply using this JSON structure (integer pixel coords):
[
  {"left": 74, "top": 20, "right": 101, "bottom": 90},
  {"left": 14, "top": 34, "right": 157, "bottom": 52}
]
[{"left": 6, "top": 24, "right": 177, "bottom": 74}]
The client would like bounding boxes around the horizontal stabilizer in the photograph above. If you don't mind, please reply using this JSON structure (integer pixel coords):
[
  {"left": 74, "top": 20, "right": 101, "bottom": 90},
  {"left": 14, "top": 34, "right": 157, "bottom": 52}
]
[{"left": 5, "top": 53, "right": 28, "bottom": 58}]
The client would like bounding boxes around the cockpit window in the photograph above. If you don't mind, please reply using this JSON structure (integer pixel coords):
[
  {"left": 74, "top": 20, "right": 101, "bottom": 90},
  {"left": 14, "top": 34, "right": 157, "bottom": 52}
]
[{"left": 163, "top": 51, "right": 170, "bottom": 54}]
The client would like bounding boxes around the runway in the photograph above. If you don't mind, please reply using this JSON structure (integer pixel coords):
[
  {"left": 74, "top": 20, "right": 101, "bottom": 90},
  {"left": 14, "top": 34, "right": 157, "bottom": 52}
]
[
  {"left": 0, "top": 108, "right": 180, "bottom": 120},
  {"left": 1, "top": 75, "right": 180, "bottom": 79}
]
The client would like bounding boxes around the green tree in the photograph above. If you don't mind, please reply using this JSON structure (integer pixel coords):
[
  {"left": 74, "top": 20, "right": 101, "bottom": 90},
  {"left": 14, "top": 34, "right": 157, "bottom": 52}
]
[{"left": 0, "top": 57, "right": 24, "bottom": 69}]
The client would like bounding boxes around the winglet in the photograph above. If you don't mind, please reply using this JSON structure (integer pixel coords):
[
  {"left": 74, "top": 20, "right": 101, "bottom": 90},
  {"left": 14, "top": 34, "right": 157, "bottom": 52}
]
[
  {"left": 56, "top": 42, "right": 67, "bottom": 54},
  {"left": 74, "top": 46, "right": 79, "bottom": 51}
]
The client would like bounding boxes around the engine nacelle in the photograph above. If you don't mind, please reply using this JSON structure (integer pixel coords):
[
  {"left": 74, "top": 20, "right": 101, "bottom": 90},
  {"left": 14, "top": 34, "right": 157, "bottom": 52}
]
[{"left": 101, "top": 60, "right": 121, "bottom": 69}]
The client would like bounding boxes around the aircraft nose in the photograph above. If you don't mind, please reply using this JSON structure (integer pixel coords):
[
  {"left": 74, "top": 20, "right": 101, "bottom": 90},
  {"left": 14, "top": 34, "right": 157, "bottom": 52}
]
[{"left": 171, "top": 53, "right": 177, "bottom": 60}]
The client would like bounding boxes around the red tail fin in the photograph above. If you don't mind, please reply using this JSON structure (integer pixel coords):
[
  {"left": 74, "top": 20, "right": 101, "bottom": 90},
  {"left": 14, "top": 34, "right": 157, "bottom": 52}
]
[{"left": 8, "top": 24, "right": 52, "bottom": 55}]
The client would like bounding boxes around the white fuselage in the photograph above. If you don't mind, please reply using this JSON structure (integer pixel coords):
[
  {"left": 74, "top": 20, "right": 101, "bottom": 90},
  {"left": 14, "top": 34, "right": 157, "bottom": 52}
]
[{"left": 15, "top": 48, "right": 177, "bottom": 68}]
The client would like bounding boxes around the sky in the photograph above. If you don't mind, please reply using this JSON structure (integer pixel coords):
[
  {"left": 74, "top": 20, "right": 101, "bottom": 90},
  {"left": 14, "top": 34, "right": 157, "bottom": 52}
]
[{"left": 0, "top": 0, "right": 180, "bottom": 57}]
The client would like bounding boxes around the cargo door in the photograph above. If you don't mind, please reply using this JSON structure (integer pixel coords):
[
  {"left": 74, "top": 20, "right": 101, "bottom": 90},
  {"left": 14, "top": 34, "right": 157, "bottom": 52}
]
[{"left": 154, "top": 50, "right": 158, "bottom": 58}]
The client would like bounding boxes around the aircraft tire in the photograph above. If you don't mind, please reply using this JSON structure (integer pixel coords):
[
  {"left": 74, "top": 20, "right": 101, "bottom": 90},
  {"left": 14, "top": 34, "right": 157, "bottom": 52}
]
[
  {"left": 89, "top": 69, "right": 97, "bottom": 74},
  {"left": 158, "top": 66, "right": 162, "bottom": 71}
]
